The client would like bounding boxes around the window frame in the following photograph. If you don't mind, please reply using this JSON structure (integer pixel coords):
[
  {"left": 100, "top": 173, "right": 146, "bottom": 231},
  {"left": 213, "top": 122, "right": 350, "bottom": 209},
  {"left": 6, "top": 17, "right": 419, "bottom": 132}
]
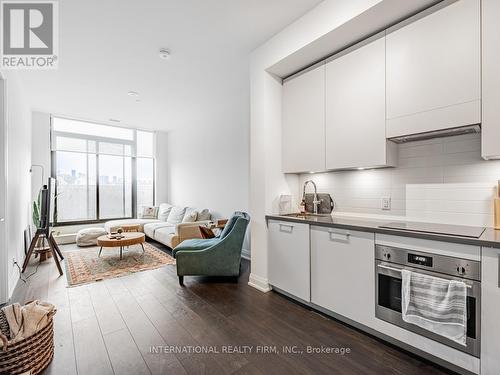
[{"left": 50, "top": 116, "right": 156, "bottom": 226}]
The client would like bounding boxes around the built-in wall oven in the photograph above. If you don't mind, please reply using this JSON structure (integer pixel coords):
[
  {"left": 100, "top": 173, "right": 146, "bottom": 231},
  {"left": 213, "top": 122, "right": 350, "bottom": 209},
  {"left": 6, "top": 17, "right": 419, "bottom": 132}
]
[{"left": 375, "top": 244, "right": 481, "bottom": 357}]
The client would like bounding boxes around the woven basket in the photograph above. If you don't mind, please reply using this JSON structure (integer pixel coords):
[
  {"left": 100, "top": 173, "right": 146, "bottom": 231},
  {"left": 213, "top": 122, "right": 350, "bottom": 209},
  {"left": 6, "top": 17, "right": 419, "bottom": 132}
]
[{"left": 0, "top": 314, "right": 55, "bottom": 375}]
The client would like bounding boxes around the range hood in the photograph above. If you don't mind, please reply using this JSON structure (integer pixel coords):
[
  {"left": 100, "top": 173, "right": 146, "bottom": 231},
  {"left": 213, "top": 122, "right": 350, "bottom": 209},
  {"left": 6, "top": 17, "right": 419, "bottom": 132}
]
[{"left": 388, "top": 124, "right": 481, "bottom": 144}]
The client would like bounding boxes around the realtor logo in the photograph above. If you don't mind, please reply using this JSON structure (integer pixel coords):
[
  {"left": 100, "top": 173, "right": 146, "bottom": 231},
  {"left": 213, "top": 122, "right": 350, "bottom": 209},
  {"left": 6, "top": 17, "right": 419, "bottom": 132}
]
[{"left": 1, "top": 1, "right": 58, "bottom": 69}]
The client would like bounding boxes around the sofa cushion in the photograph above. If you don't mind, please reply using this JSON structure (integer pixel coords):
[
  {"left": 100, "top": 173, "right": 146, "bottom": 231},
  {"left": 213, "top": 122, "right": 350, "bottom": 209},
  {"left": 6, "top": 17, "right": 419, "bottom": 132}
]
[
  {"left": 143, "top": 222, "right": 173, "bottom": 238},
  {"left": 196, "top": 208, "right": 211, "bottom": 221},
  {"left": 158, "top": 203, "right": 173, "bottom": 221},
  {"left": 154, "top": 226, "right": 177, "bottom": 247},
  {"left": 182, "top": 207, "right": 198, "bottom": 223},
  {"left": 104, "top": 219, "right": 160, "bottom": 233},
  {"left": 140, "top": 205, "right": 158, "bottom": 219},
  {"left": 167, "top": 206, "right": 186, "bottom": 224},
  {"left": 76, "top": 227, "right": 107, "bottom": 247}
]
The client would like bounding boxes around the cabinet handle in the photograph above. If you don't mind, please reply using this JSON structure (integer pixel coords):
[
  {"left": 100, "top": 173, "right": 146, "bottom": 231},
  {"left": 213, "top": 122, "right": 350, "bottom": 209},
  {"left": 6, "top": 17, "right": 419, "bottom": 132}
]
[
  {"left": 498, "top": 253, "right": 500, "bottom": 288},
  {"left": 279, "top": 223, "right": 294, "bottom": 232},
  {"left": 328, "top": 230, "right": 350, "bottom": 241}
]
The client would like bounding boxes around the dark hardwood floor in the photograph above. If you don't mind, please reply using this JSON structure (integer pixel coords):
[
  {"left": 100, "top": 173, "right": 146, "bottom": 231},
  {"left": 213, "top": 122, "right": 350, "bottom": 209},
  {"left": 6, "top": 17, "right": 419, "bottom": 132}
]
[{"left": 9, "top": 243, "right": 453, "bottom": 375}]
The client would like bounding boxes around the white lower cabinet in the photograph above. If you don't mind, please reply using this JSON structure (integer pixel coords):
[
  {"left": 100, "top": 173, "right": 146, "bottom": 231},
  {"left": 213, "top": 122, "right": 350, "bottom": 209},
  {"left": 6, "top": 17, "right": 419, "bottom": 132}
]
[
  {"left": 310, "top": 226, "right": 375, "bottom": 325},
  {"left": 268, "top": 220, "right": 310, "bottom": 301},
  {"left": 481, "top": 247, "right": 500, "bottom": 375}
]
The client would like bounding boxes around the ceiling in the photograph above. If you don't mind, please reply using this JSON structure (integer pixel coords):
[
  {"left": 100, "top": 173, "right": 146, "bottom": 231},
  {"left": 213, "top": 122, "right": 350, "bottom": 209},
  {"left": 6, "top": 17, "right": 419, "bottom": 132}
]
[
  {"left": 16, "top": 0, "right": 323, "bottom": 131},
  {"left": 268, "top": 0, "right": 440, "bottom": 78}
]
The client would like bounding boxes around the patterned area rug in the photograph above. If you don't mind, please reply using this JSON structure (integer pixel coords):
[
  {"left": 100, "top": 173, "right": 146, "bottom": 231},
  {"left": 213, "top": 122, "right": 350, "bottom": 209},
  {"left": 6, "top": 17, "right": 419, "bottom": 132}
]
[{"left": 63, "top": 242, "right": 175, "bottom": 286}]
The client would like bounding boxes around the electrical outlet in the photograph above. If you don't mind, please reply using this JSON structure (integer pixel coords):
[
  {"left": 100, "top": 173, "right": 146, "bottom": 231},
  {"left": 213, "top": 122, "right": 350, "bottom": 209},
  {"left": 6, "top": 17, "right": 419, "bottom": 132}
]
[{"left": 381, "top": 197, "right": 391, "bottom": 210}]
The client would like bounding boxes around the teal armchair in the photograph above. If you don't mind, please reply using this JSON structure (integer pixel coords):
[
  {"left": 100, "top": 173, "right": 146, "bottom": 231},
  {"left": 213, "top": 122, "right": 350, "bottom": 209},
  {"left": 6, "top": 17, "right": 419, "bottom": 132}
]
[{"left": 173, "top": 212, "right": 250, "bottom": 285}]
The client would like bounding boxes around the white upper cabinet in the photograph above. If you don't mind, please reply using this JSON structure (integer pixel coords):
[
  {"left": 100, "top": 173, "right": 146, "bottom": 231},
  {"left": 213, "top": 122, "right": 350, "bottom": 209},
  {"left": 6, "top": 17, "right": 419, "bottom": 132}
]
[
  {"left": 282, "top": 64, "right": 325, "bottom": 173},
  {"left": 386, "top": 0, "right": 481, "bottom": 138},
  {"left": 325, "top": 36, "right": 396, "bottom": 170},
  {"left": 481, "top": 0, "right": 500, "bottom": 159}
]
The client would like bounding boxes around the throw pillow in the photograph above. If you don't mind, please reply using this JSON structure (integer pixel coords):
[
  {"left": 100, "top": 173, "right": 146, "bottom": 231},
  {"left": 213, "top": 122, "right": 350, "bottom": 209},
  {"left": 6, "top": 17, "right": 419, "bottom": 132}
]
[
  {"left": 158, "top": 203, "right": 173, "bottom": 221},
  {"left": 182, "top": 207, "right": 198, "bottom": 223},
  {"left": 167, "top": 206, "right": 186, "bottom": 224},
  {"left": 196, "top": 208, "right": 211, "bottom": 221},
  {"left": 141, "top": 206, "right": 158, "bottom": 219},
  {"left": 199, "top": 226, "right": 215, "bottom": 239}
]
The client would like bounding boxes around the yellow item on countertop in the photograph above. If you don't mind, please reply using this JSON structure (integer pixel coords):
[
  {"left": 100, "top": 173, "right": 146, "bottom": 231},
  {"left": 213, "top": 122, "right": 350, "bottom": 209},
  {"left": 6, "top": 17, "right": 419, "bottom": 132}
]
[{"left": 495, "top": 181, "right": 500, "bottom": 230}]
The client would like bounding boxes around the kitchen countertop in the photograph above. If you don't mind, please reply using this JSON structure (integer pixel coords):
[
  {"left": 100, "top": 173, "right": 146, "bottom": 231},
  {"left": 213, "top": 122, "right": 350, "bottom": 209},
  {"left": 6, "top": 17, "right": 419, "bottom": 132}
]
[{"left": 266, "top": 213, "right": 500, "bottom": 249}]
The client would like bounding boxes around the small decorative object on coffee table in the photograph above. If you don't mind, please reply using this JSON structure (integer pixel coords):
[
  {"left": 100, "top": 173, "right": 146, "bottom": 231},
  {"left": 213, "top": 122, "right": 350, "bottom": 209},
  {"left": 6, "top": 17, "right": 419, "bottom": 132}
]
[
  {"left": 121, "top": 224, "right": 141, "bottom": 232},
  {"left": 97, "top": 232, "right": 145, "bottom": 260}
]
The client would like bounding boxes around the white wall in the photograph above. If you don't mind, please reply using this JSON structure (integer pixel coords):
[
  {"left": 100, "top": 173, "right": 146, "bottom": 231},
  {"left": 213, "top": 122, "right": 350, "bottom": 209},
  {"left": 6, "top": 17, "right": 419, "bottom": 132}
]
[
  {"left": 298, "top": 133, "right": 500, "bottom": 227},
  {"left": 249, "top": 0, "right": 384, "bottom": 292},
  {"left": 164, "top": 77, "right": 250, "bottom": 220},
  {"left": 31, "top": 112, "right": 51, "bottom": 202},
  {"left": 2, "top": 71, "right": 32, "bottom": 299},
  {"left": 155, "top": 131, "right": 169, "bottom": 205}
]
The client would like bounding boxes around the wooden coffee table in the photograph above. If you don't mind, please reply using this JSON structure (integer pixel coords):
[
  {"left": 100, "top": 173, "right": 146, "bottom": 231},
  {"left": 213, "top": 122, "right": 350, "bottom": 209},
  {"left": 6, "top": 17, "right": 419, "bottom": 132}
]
[{"left": 97, "top": 232, "right": 145, "bottom": 260}]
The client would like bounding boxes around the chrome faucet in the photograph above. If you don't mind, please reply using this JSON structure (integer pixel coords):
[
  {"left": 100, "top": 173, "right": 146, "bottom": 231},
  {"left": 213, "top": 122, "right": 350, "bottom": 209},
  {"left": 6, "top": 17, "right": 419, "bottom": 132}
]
[{"left": 302, "top": 180, "right": 321, "bottom": 214}]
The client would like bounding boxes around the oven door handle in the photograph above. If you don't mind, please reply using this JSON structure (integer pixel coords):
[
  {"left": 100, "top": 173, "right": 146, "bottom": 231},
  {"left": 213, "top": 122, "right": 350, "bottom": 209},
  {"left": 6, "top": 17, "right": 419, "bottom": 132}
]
[
  {"left": 377, "top": 264, "right": 403, "bottom": 273},
  {"left": 377, "top": 264, "right": 473, "bottom": 289}
]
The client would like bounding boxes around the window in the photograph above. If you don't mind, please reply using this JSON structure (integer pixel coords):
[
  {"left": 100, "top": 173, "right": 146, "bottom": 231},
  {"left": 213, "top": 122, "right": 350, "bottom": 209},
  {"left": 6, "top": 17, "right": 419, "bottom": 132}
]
[
  {"left": 54, "top": 152, "right": 96, "bottom": 222},
  {"left": 98, "top": 155, "right": 132, "bottom": 219},
  {"left": 51, "top": 117, "right": 155, "bottom": 224},
  {"left": 137, "top": 158, "right": 154, "bottom": 210}
]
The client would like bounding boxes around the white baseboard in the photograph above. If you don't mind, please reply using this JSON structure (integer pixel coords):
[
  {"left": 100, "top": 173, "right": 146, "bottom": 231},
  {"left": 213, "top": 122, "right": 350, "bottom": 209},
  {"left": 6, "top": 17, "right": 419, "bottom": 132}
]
[
  {"left": 248, "top": 273, "right": 272, "bottom": 293},
  {"left": 8, "top": 268, "right": 19, "bottom": 300}
]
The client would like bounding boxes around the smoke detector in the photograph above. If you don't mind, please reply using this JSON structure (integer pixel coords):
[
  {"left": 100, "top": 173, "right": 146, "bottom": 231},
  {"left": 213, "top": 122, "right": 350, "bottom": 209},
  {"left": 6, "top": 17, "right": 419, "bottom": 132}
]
[{"left": 159, "top": 48, "right": 170, "bottom": 60}]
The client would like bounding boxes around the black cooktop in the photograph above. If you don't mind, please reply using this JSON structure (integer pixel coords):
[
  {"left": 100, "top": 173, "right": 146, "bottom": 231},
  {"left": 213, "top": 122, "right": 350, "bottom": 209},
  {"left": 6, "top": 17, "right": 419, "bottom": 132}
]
[{"left": 379, "top": 221, "right": 486, "bottom": 239}]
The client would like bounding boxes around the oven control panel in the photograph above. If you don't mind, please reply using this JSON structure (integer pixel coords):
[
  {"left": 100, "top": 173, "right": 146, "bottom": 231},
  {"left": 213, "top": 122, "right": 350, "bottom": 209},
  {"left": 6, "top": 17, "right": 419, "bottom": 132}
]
[
  {"left": 375, "top": 244, "right": 481, "bottom": 281},
  {"left": 455, "top": 263, "right": 471, "bottom": 276},
  {"left": 408, "top": 253, "right": 433, "bottom": 267}
]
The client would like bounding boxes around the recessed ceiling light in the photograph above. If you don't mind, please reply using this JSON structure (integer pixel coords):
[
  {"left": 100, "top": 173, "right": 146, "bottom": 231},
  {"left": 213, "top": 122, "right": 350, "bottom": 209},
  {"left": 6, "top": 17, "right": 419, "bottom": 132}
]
[
  {"left": 159, "top": 48, "right": 170, "bottom": 60},
  {"left": 357, "top": 167, "right": 365, "bottom": 170},
  {"left": 127, "top": 91, "right": 139, "bottom": 97},
  {"left": 109, "top": 118, "right": 121, "bottom": 123}
]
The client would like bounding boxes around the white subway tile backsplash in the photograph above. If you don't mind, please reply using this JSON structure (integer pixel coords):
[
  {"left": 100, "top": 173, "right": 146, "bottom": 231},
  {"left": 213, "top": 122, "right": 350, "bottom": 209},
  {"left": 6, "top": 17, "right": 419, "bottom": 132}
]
[
  {"left": 443, "top": 138, "right": 481, "bottom": 154},
  {"left": 399, "top": 143, "right": 443, "bottom": 159},
  {"left": 441, "top": 151, "right": 483, "bottom": 166},
  {"left": 299, "top": 134, "right": 500, "bottom": 227}
]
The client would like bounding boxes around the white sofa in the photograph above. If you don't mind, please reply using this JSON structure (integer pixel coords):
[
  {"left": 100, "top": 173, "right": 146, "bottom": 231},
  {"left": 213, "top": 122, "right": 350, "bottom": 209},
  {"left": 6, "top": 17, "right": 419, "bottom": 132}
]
[{"left": 104, "top": 203, "right": 212, "bottom": 248}]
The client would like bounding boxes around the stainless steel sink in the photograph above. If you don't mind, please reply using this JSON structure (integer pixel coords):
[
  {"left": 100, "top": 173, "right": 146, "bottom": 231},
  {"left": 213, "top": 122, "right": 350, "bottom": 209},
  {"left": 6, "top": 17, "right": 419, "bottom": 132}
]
[{"left": 282, "top": 213, "right": 332, "bottom": 219}]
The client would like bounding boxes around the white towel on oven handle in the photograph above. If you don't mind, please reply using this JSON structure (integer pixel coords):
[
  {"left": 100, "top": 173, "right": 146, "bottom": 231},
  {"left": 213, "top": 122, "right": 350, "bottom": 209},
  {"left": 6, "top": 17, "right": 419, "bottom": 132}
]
[{"left": 401, "top": 269, "right": 467, "bottom": 346}]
